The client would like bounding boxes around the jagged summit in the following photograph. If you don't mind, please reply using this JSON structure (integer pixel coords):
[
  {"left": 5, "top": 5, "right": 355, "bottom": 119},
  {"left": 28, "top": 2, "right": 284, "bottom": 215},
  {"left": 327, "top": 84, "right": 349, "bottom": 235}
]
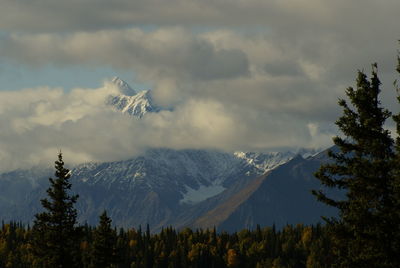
[
  {"left": 107, "top": 77, "right": 160, "bottom": 118},
  {"left": 112, "top": 76, "right": 136, "bottom": 96},
  {"left": 234, "top": 151, "right": 296, "bottom": 173}
]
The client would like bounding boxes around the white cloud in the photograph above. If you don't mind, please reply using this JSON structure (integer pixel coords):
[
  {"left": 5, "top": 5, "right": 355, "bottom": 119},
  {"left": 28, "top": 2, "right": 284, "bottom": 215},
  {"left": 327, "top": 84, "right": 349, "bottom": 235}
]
[
  {"left": 0, "top": 0, "right": 399, "bottom": 171},
  {"left": 0, "top": 82, "right": 335, "bottom": 172}
]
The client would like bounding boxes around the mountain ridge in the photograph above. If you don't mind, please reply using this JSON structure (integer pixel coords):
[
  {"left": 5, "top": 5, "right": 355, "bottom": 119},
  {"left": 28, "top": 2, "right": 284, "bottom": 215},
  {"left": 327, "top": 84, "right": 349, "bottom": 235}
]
[{"left": 0, "top": 147, "right": 323, "bottom": 231}]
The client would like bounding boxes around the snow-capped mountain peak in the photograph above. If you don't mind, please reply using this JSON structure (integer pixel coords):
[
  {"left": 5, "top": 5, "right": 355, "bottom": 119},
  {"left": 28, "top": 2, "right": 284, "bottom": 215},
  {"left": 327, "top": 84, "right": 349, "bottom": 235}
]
[
  {"left": 234, "top": 148, "right": 320, "bottom": 174},
  {"left": 112, "top": 76, "right": 136, "bottom": 96},
  {"left": 107, "top": 77, "right": 160, "bottom": 118}
]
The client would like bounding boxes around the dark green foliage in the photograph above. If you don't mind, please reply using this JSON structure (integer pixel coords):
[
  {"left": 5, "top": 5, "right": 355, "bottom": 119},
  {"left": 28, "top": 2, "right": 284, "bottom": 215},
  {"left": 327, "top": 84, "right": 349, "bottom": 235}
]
[
  {"left": 313, "top": 63, "right": 400, "bottom": 267},
  {"left": 89, "top": 211, "right": 119, "bottom": 268},
  {"left": 389, "top": 50, "right": 400, "bottom": 266},
  {"left": 0, "top": 222, "right": 31, "bottom": 268},
  {"left": 30, "top": 153, "right": 80, "bottom": 268},
  {"left": 0, "top": 222, "right": 333, "bottom": 268}
]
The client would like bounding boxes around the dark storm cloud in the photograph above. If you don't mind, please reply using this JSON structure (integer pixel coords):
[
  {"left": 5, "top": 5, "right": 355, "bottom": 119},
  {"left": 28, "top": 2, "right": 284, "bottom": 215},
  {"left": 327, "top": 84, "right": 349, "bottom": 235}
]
[{"left": 0, "top": 28, "right": 249, "bottom": 81}]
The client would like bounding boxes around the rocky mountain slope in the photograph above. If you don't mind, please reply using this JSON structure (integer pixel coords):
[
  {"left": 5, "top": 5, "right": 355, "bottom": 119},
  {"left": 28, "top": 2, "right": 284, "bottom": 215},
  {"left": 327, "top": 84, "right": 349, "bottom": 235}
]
[
  {"left": 190, "top": 151, "right": 339, "bottom": 231},
  {"left": 0, "top": 147, "right": 334, "bottom": 231}
]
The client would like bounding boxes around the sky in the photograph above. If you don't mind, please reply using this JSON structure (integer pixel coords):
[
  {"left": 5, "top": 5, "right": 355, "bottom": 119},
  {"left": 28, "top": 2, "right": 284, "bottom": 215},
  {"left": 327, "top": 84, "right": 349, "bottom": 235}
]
[{"left": 0, "top": 0, "right": 399, "bottom": 172}]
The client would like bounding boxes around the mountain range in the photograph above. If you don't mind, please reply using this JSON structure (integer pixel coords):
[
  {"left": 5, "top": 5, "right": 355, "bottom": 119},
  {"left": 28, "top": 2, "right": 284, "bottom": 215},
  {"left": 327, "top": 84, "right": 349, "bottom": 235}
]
[{"left": 0, "top": 78, "right": 337, "bottom": 231}]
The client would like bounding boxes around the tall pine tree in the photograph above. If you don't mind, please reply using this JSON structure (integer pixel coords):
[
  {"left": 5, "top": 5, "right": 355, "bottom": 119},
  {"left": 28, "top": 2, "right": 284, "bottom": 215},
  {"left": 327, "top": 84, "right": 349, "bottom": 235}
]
[
  {"left": 30, "top": 152, "right": 80, "bottom": 268},
  {"left": 313, "top": 64, "right": 397, "bottom": 267},
  {"left": 90, "top": 210, "right": 118, "bottom": 268},
  {"left": 390, "top": 50, "right": 400, "bottom": 266}
]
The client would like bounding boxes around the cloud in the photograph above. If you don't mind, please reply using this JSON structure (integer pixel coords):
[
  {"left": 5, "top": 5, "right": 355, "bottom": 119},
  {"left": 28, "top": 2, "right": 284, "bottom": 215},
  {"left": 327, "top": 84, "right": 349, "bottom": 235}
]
[
  {"left": 0, "top": 27, "right": 354, "bottom": 121},
  {"left": 0, "top": 28, "right": 249, "bottom": 82},
  {"left": 0, "top": 82, "right": 333, "bottom": 172},
  {"left": 1, "top": 0, "right": 399, "bottom": 35},
  {"left": 0, "top": 0, "right": 399, "bottom": 171},
  {"left": 1, "top": 20, "right": 398, "bottom": 114}
]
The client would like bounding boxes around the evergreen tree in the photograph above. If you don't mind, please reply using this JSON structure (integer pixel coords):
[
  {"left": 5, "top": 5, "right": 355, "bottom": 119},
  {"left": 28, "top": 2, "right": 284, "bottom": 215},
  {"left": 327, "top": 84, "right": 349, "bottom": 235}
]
[
  {"left": 313, "top": 65, "right": 396, "bottom": 267},
  {"left": 30, "top": 153, "right": 80, "bottom": 268},
  {"left": 90, "top": 210, "right": 118, "bottom": 268},
  {"left": 389, "top": 50, "right": 400, "bottom": 266}
]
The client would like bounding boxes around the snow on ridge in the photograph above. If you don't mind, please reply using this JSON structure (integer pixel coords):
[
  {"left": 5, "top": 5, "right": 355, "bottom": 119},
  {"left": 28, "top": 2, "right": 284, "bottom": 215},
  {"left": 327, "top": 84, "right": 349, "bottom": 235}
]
[
  {"left": 117, "top": 91, "right": 152, "bottom": 115},
  {"left": 112, "top": 76, "right": 136, "bottom": 96},
  {"left": 70, "top": 147, "right": 322, "bottom": 205},
  {"left": 107, "top": 89, "right": 158, "bottom": 118},
  {"left": 234, "top": 151, "right": 295, "bottom": 173},
  {"left": 178, "top": 150, "right": 302, "bottom": 205},
  {"left": 180, "top": 183, "right": 226, "bottom": 205},
  {"left": 234, "top": 148, "right": 321, "bottom": 174},
  {"left": 105, "top": 76, "right": 162, "bottom": 118}
]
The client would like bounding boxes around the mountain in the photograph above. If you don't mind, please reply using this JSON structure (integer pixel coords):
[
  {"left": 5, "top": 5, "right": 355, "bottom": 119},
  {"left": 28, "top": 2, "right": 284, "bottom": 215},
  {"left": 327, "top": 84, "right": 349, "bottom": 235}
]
[
  {"left": 0, "top": 147, "right": 332, "bottom": 231},
  {"left": 106, "top": 77, "right": 160, "bottom": 118},
  {"left": 190, "top": 151, "right": 339, "bottom": 232},
  {"left": 111, "top": 76, "right": 137, "bottom": 96},
  {"left": 234, "top": 149, "right": 319, "bottom": 173},
  {"left": 0, "top": 168, "right": 50, "bottom": 222}
]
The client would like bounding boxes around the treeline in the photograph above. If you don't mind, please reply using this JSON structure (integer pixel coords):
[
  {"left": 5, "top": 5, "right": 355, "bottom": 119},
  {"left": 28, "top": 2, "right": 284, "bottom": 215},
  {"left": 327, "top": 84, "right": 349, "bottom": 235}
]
[{"left": 0, "top": 220, "right": 332, "bottom": 268}]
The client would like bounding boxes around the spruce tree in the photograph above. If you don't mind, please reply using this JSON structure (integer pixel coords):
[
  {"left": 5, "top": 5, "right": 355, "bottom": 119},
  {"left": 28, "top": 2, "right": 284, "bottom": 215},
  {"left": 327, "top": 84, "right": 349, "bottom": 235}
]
[
  {"left": 390, "top": 51, "right": 400, "bottom": 266},
  {"left": 90, "top": 210, "right": 118, "bottom": 268},
  {"left": 313, "top": 65, "right": 396, "bottom": 267},
  {"left": 30, "top": 153, "right": 80, "bottom": 268}
]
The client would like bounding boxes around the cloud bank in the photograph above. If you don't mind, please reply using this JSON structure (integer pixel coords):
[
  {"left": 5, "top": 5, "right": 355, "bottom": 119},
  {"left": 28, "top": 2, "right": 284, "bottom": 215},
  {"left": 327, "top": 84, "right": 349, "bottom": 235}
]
[
  {"left": 0, "top": 81, "right": 331, "bottom": 172},
  {"left": 0, "top": 0, "right": 399, "bottom": 171}
]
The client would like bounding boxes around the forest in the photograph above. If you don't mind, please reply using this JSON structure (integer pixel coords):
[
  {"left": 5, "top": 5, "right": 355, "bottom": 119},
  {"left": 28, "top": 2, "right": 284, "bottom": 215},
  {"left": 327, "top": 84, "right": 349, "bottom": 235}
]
[{"left": 0, "top": 220, "right": 331, "bottom": 267}]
